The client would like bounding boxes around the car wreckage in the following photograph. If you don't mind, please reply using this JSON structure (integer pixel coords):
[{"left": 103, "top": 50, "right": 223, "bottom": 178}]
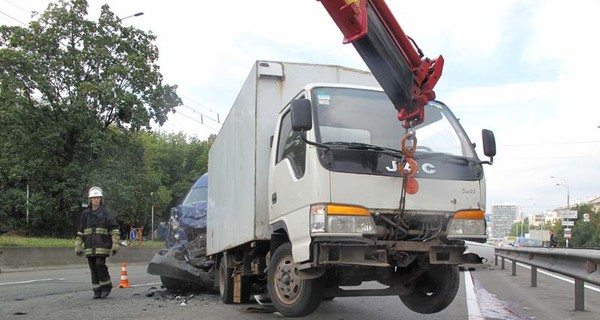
[{"left": 147, "top": 173, "right": 215, "bottom": 291}]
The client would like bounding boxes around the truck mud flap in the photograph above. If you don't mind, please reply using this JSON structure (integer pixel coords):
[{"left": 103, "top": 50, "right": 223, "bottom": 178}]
[{"left": 147, "top": 249, "right": 214, "bottom": 287}]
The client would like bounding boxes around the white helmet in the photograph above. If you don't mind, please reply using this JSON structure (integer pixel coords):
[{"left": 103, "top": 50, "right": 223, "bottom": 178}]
[{"left": 88, "top": 187, "right": 103, "bottom": 198}]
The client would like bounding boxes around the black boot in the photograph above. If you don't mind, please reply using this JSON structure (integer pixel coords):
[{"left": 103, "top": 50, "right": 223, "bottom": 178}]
[
  {"left": 93, "top": 290, "right": 101, "bottom": 299},
  {"left": 100, "top": 286, "right": 111, "bottom": 298}
]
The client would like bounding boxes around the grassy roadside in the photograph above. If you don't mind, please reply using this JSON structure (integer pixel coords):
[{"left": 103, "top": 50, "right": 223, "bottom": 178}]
[{"left": 0, "top": 235, "right": 165, "bottom": 248}]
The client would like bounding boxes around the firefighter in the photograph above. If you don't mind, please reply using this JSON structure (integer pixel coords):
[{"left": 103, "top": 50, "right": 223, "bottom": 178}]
[{"left": 75, "top": 187, "right": 121, "bottom": 299}]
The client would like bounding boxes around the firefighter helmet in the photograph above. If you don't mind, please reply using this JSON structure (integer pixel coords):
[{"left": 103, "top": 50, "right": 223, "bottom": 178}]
[{"left": 88, "top": 187, "right": 103, "bottom": 198}]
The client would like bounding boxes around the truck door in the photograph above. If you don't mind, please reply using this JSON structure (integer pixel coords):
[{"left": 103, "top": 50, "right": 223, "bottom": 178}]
[{"left": 270, "top": 107, "right": 310, "bottom": 222}]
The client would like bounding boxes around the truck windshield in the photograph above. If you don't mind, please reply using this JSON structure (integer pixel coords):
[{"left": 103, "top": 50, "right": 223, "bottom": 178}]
[{"left": 312, "top": 87, "right": 475, "bottom": 158}]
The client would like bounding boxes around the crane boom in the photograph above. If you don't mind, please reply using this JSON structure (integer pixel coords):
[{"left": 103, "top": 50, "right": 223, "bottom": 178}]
[{"left": 319, "top": 0, "right": 444, "bottom": 127}]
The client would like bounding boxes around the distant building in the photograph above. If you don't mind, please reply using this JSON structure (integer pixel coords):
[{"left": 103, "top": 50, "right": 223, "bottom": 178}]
[
  {"left": 587, "top": 195, "right": 600, "bottom": 212},
  {"left": 491, "top": 204, "right": 518, "bottom": 238}
]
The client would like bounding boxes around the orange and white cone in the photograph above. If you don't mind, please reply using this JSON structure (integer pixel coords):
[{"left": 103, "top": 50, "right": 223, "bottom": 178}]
[{"left": 117, "top": 262, "right": 131, "bottom": 288}]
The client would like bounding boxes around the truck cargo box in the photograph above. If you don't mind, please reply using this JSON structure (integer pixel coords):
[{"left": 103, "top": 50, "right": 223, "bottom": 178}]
[{"left": 207, "top": 60, "right": 379, "bottom": 255}]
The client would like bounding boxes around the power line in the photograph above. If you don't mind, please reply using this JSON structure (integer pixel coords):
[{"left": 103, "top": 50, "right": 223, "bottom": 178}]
[
  {"left": 5, "top": 0, "right": 31, "bottom": 15},
  {"left": 500, "top": 155, "right": 600, "bottom": 161},
  {"left": 500, "top": 141, "right": 600, "bottom": 147},
  {"left": 178, "top": 92, "right": 221, "bottom": 118},
  {"left": 175, "top": 110, "right": 220, "bottom": 133},
  {"left": 0, "top": 9, "right": 28, "bottom": 26},
  {"left": 179, "top": 104, "right": 221, "bottom": 125}
]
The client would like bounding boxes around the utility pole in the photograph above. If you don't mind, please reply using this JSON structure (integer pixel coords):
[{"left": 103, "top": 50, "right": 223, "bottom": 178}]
[
  {"left": 550, "top": 176, "right": 571, "bottom": 247},
  {"left": 151, "top": 192, "right": 154, "bottom": 241},
  {"left": 26, "top": 183, "right": 29, "bottom": 225}
]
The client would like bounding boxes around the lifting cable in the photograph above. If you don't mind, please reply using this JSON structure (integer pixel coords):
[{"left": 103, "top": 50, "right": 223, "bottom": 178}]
[{"left": 395, "top": 125, "right": 419, "bottom": 241}]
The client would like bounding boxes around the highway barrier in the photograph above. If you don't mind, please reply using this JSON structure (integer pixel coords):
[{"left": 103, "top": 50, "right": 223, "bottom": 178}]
[
  {"left": 0, "top": 246, "right": 158, "bottom": 273},
  {"left": 495, "top": 247, "right": 600, "bottom": 311}
]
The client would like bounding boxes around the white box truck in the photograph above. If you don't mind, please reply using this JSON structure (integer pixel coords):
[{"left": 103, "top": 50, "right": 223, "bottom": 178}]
[{"left": 207, "top": 60, "right": 495, "bottom": 317}]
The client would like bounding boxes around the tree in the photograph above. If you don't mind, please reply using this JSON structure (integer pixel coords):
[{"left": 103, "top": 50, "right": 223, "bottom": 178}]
[
  {"left": 0, "top": 0, "right": 182, "bottom": 236},
  {"left": 510, "top": 217, "right": 530, "bottom": 237},
  {"left": 570, "top": 204, "right": 598, "bottom": 248}
]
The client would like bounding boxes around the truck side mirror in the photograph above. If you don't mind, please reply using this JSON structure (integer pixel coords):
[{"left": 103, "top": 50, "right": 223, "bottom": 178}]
[
  {"left": 482, "top": 129, "right": 496, "bottom": 163},
  {"left": 291, "top": 99, "right": 312, "bottom": 132}
]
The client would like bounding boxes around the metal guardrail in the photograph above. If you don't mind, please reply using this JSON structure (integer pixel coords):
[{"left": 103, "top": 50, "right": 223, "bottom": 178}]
[
  {"left": 0, "top": 247, "right": 158, "bottom": 273},
  {"left": 494, "top": 247, "right": 600, "bottom": 311}
]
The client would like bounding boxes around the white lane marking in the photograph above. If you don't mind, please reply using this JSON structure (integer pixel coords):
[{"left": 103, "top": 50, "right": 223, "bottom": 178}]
[
  {"left": 464, "top": 271, "right": 484, "bottom": 320},
  {"left": 516, "top": 263, "right": 600, "bottom": 293},
  {"left": 129, "top": 282, "right": 161, "bottom": 288},
  {"left": 0, "top": 278, "right": 65, "bottom": 286}
]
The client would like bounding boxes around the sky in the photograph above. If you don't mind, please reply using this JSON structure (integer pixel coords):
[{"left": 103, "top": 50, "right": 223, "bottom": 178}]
[{"left": 2, "top": 0, "right": 599, "bottom": 217}]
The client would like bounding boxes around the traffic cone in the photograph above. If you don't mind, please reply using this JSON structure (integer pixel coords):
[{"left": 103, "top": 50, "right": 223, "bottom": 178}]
[{"left": 117, "top": 262, "right": 131, "bottom": 288}]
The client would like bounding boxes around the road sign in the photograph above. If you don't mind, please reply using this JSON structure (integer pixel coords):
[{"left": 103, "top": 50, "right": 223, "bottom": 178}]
[
  {"left": 583, "top": 213, "right": 591, "bottom": 222},
  {"left": 562, "top": 220, "right": 575, "bottom": 227},
  {"left": 558, "top": 210, "right": 577, "bottom": 219},
  {"left": 130, "top": 228, "right": 138, "bottom": 240}
]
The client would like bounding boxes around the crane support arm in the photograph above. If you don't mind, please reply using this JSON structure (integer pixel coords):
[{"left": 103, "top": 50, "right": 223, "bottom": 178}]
[{"left": 319, "top": 0, "right": 444, "bottom": 126}]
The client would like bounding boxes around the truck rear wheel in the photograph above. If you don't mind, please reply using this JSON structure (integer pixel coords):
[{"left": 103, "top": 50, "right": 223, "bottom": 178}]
[
  {"left": 267, "top": 243, "right": 323, "bottom": 317},
  {"left": 218, "top": 254, "right": 251, "bottom": 304},
  {"left": 218, "top": 256, "right": 234, "bottom": 304},
  {"left": 399, "top": 264, "right": 459, "bottom": 314}
]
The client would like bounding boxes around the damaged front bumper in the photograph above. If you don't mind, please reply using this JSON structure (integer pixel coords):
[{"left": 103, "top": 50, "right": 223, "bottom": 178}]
[
  {"left": 307, "top": 237, "right": 488, "bottom": 268},
  {"left": 147, "top": 249, "right": 214, "bottom": 288}
]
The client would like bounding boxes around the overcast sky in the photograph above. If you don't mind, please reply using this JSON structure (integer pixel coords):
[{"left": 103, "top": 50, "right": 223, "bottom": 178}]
[{"left": 3, "top": 0, "right": 599, "bottom": 216}]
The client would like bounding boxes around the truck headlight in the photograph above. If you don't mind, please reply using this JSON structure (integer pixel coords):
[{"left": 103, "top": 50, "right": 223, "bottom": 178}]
[
  {"left": 311, "top": 204, "right": 376, "bottom": 235},
  {"left": 447, "top": 210, "right": 486, "bottom": 236}
]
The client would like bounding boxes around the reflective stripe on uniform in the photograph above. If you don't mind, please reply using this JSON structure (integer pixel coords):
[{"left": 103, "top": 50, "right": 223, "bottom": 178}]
[
  {"left": 83, "top": 227, "right": 109, "bottom": 235},
  {"left": 84, "top": 247, "right": 111, "bottom": 255},
  {"left": 99, "top": 280, "right": 112, "bottom": 286}
]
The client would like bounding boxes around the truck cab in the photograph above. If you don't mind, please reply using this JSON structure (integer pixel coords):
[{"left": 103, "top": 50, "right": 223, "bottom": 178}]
[{"left": 267, "top": 84, "right": 495, "bottom": 315}]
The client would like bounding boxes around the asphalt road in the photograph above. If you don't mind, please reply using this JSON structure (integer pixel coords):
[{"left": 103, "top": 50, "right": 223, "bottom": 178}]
[
  {"left": 0, "top": 262, "right": 471, "bottom": 320},
  {"left": 467, "top": 242, "right": 600, "bottom": 320},
  {"left": 1, "top": 245, "right": 600, "bottom": 320}
]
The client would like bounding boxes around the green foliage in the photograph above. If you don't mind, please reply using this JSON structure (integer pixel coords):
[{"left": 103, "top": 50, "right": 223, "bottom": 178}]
[
  {"left": 0, "top": 0, "right": 212, "bottom": 237},
  {"left": 509, "top": 219, "right": 530, "bottom": 237},
  {"left": 0, "top": 235, "right": 165, "bottom": 248},
  {"left": 569, "top": 204, "right": 598, "bottom": 248}
]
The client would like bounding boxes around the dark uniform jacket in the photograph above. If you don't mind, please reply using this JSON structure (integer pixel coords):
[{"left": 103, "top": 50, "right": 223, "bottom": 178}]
[{"left": 77, "top": 205, "right": 120, "bottom": 257}]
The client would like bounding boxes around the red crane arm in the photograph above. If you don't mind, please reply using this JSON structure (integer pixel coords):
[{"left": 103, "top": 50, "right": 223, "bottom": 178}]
[{"left": 319, "top": 0, "right": 444, "bottom": 126}]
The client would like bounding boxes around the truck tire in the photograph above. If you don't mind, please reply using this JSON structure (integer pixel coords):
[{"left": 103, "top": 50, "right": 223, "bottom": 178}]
[
  {"left": 268, "top": 243, "right": 323, "bottom": 317},
  {"left": 218, "top": 254, "right": 251, "bottom": 304},
  {"left": 218, "top": 255, "right": 234, "bottom": 304},
  {"left": 399, "top": 264, "right": 459, "bottom": 314}
]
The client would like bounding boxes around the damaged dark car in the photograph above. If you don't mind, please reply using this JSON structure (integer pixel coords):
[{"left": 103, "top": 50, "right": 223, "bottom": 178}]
[{"left": 147, "top": 173, "right": 215, "bottom": 291}]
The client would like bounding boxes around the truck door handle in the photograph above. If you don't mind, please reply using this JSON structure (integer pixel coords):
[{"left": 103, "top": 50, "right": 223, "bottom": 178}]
[{"left": 271, "top": 193, "right": 277, "bottom": 204}]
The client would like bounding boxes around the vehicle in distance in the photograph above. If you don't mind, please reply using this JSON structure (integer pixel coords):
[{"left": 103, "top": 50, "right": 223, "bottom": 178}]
[{"left": 512, "top": 237, "right": 543, "bottom": 247}]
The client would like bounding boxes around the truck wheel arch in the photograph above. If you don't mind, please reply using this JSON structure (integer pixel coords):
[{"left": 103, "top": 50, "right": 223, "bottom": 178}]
[{"left": 270, "top": 221, "right": 290, "bottom": 254}]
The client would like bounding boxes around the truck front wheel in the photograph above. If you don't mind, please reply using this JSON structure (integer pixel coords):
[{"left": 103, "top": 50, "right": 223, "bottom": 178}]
[
  {"left": 399, "top": 264, "right": 459, "bottom": 314},
  {"left": 268, "top": 243, "right": 323, "bottom": 317}
]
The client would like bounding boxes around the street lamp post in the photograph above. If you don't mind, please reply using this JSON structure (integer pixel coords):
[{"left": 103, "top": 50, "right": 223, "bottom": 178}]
[
  {"left": 550, "top": 176, "right": 570, "bottom": 208},
  {"left": 120, "top": 12, "right": 144, "bottom": 21}
]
